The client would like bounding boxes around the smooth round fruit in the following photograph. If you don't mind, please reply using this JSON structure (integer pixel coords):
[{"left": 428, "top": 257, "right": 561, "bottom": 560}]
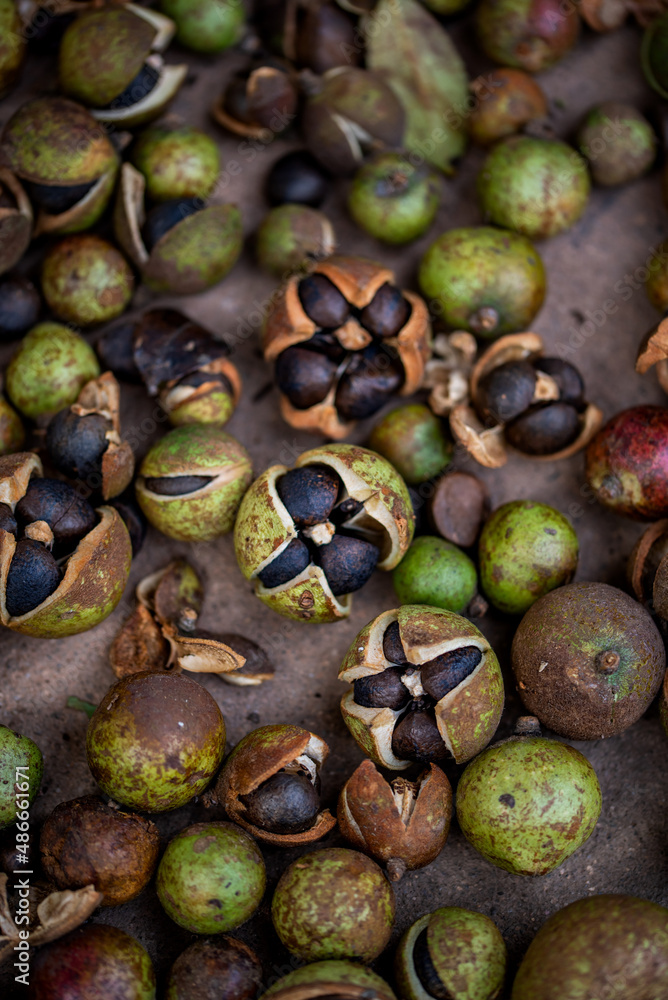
[
  {"left": 165, "top": 936, "right": 262, "bottom": 1000},
  {"left": 392, "top": 536, "right": 478, "bottom": 613},
  {"left": 368, "top": 404, "right": 452, "bottom": 484},
  {"left": 476, "top": 0, "right": 580, "bottom": 73},
  {"left": 585, "top": 406, "right": 668, "bottom": 520},
  {"left": 348, "top": 153, "right": 440, "bottom": 245},
  {"left": 512, "top": 582, "right": 666, "bottom": 740},
  {"left": 272, "top": 848, "right": 395, "bottom": 962},
  {"left": 86, "top": 672, "right": 226, "bottom": 812},
  {"left": 6, "top": 323, "right": 100, "bottom": 419},
  {"left": 419, "top": 226, "right": 546, "bottom": 337},
  {"left": 156, "top": 822, "right": 266, "bottom": 934},
  {"left": 131, "top": 125, "right": 221, "bottom": 201},
  {"left": 456, "top": 732, "right": 601, "bottom": 875},
  {"left": 469, "top": 68, "right": 548, "bottom": 145},
  {"left": 41, "top": 235, "right": 134, "bottom": 327},
  {"left": 577, "top": 103, "right": 656, "bottom": 186},
  {"left": 478, "top": 137, "right": 590, "bottom": 240},
  {"left": 256, "top": 204, "right": 336, "bottom": 276},
  {"left": 511, "top": 895, "right": 668, "bottom": 999},
  {"left": 161, "top": 0, "right": 244, "bottom": 52},
  {"left": 0, "top": 725, "right": 43, "bottom": 829},
  {"left": 478, "top": 500, "right": 578, "bottom": 615}
]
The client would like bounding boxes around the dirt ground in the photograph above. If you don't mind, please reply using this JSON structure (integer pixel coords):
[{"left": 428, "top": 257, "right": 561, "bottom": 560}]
[{"left": 1, "top": 12, "right": 668, "bottom": 998}]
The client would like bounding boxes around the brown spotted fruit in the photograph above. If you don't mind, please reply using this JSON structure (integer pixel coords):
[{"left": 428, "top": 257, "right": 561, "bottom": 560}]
[
  {"left": 456, "top": 717, "right": 602, "bottom": 876},
  {"left": 166, "top": 936, "right": 262, "bottom": 1000},
  {"left": 339, "top": 606, "right": 503, "bottom": 770},
  {"left": 262, "top": 959, "right": 397, "bottom": 1000},
  {"left": 475, "top": 0, "right": 580, "bottom": 73},
  {"left": 511, "top": 582, "right": 665, "bottom": 740}
]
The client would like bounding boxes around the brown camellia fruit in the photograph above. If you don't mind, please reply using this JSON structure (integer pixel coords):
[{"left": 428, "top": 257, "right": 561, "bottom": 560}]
[
  {"left": 40, "top": 795, "right": 160, "bottom": 906},
  {"left": 166, "top": 936, "right": 262, "bottom": 1000},
  {"left": 512, "top": 582, "right": 665, "bottom": 739}
]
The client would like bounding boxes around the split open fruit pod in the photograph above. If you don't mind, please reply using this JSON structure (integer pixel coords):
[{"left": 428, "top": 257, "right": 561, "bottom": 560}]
[
  {"left": 338, "top": 605, "right": 504, "bottom": 769},
  {"left": 0, "top": 97, "right": 119, "bottom": 236},
  {"left": 0, "top": 452, "right": 132, "bottom": 637},
  {"left": 262, "top": 960, "right": 397, "bottom": 1000},
  {"left": 263, "top": 256, "right": 431, "bottom": 438},
  {"left": 0, "top": 168, "right": 32, "bottom": 276},
  {"left": 449, "top": 332, "right": 602, "bottom": 467},
  {"left": 233, "top": 443, "right": 414, "bottom": 623}
]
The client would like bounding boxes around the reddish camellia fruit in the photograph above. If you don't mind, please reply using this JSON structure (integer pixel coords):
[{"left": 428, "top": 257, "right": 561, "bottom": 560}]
[{"left": 585, "top": 406, "right": 668, "bottom": 520}]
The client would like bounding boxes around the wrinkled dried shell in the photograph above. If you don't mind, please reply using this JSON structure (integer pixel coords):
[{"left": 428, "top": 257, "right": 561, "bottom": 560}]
[
  {"left": 215, "top": 724, "right": 336, "bottom": 846},
  {"left": 339, "top": 605, "right": 504, "bottom": 768},
  {"left": 0, "top": 168, "right": 32, "bottom": 275},
  {"left": 71, "top": 372, "right": 134, "bottom": 500},
  {"left": 34, "top": 163, "right": 120, "bottom": 237},
  {"left": 93, "top": 67, "right": 187, "bottom": 129},
  {"left": 637, "top": 317, "right": 668, "bottom": 395},
  {"left": 449, "top": 405, "right": 508, "bottom": 468},
  {"left": 110, "top": 603, "right": 170, "bottom": 678},
  {"left": 161, "top": 358, "right": 241, "bottom": 427},
  {"left": 211, "top": 95, "right": 274, "bottom": 142},
  {"left": 627, "top": 520, "right": 668, "bottom": 605}
]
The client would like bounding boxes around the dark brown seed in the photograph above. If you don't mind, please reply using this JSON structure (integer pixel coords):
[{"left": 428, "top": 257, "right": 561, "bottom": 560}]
[
  {"left": 166, "top": 936, "right": 262, "bottom": 1000},
  {"left": 476, "top": 360, "right": 537, "bottom": 425},
  {"left": 413, "top": 927, "right": 450, "bottom": 1000},
  {"left": 391, "top": 708, "right": 448, "bottom": 763},
  {"left": 298, "top": 273, "right": 350, "bottom": 328},
  {"left": 142, "top": 198, "right": 202, "bottom": 251},
  {"left": 46, "top": 410, "right": 110, "bottom": 483},
  {"left": 0, "top": 502, "right": 17, "bottom": 537},
  {"left": 318, "top": 533, "right": 379, "bottom": 595},
  {"left": 421, "top": 646, "right": 483, "bottom": 701},
  {"left": 96, "top": 318, "right": 141, "bottom": 383},
  {"left": 275, "top": 344, "right": 338, "bottom": 409},
  {"left": 429, "top": 472, "right": 488, "bottom": 548},
  {"left": 533, "top": 357, "right": 585, "bottom": 407},
  {"left": 15, "top": 479, "right": 96, "bottom": 554},
  {"left": 353, "top": 666, "right": 410, "bottom": 710},
  {"left": 27, "top": 179, "right": 96, "bottom": 215},
  {"left": 6, "top": 539, "right": 61, "bottom": 617},
  {"left": 109, "top": 492, "right": 147, "bottom": 556},
  {"left": 257, "top": 537, "right": 310, "bottom": 589},
  {"left": 383, "top": 620, "right": 408, "bottom": 664},
  {"left": 133, "top": 309, "right": 229, "bottom": 395},
  {"left": 143, "top": 475, "right": 213, "bottom": 496},
  {"left": 0, "top": 275, "right": 41, "bottom": 340},
  {"left": 296, "top": 1, "right": 359, "bottom": 74},
  {"left": 240, "top": 771, "right": 320, "bottom": 834},
  {"left": 277, "top": 465, "right": 340, "bottom": 527},
  {"left": 266, "top": 150, "right": 329, "bottom": 208},
  {"left": 335, "top": 343, "right": 405, "bottom": 421},
  {"left": 330, "top": 497, "right": 364, "bottom": 525},
  {"left": 505, "top": 402, "right": 580, "bottom": 455},
  {"left": 359, "top": 283, "right": 410, "bottom": 338}
]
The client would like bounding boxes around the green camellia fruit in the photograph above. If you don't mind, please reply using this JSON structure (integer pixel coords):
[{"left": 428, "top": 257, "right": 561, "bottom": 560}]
[
  {"left": 131, "top": 125, "right": 221, "bottom": 201},
  {"left": 160, "top": 0, "right": 245, "bottom": 52},
  {"left": 577, "top": 103, "right": 656, "bottom": 187},
  {"left": 256, "top": 204, "right": 336, "bottom": 276},
  {"left": 392, "top": 536, "right": 478, "bottom": 614},
  {"left": 348, "top": 153, "right": 440, "bottom": 245},
  {"left": 6, "top": 323, "right": 100, "bottom": 420},
  {"left": 368, "top": 404, "right": 452, "bottom": 484},
  {"left": 0, "top": 725, "right": 43, "bottom": 828}
]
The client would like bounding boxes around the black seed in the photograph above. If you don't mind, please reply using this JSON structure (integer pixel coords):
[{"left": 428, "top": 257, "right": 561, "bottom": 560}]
[
  {"left": 298, "top": 274, "right": 350, "bottom": 328},
  {"left": 421, "top": 646, "right": 483, "bottom": 701},
  {"left": 353, "top": 666, "right": 410, "bottom": 710},
  {"left": 266, "top": 150, "right": 329, "bottom": 207},
  {"left": 533, "top": 357, "right": 585, "bottom": 408},
  {"left": 241, "top": 771, "right": 320, "bottom": 834},
  {"left": 476, "top": 360, "right": 537, "bottom": 425},
  {"left": 27, "top": 179, "right": 96, "bottom": 215},
  {"left": 258, "top": 537, "right": 310, "bottom": 589},
  {"left": 277, "top": 464, "right": 340, "bottom": 527},
  {"left": 108, "top": 492, "right": 147, "bottom": 556},
  {"left": 499, "top": 793, "right": 515, "bottom": 808},
  {"left": 275, "top": 345, "right": 338, "bottom": 410},
  {"left": 142, "top": 198, "right": 203, "bottom": 251},
  {"left": 413, "top": 928, "right": 450, "bottom": 1000},
  {"left": 15, "top": 479, "right": 96, "bottom": 554},
  {"left": 360, "top": 283, "right": 410, "bottom": 338},
  {"left": 96, "top": 319, "right": 141, "bottom": 383},
  {"left": 318, "top": 534, "right": 379, "bottom": 596},
  {"left": 224, "top": 76, "right": 254, "bottom": 124},
  {"left": 5, "top": 539, "right": 61, "bottom": 617},
  {"left": 0, "top": 275, "right": 41, "bottom": 340},
  {"left": 0, "top": 502, "right": 17, "bottom": 537},
  {"left": 133, "top": 309, "right": 229, "bottom": 394},
  {"left": 143, "top": 475, "right": 213, "bottom": 496},
  {"left": 335, "top": 343, "right": 404, "bottom": 421},
  {"left": 27, "top": 9, "right": 75, "bottom": 52},
  {"left": 330, "top": 497, "right": 364, "bottom": 525},
  {"left": 307, "top": 331, "right": 347, "bottom": 363},
  {"left": 505, "top": 402, "right": 580, "bottom": 455},
  {"left": 383, "top": 620, "right": 409, "bottom": 664},
  {"left": 46, "top": 410, "right": 110, "bottom": 483},
  {"left": 391, "top": 708, "right": 448, "bottom": 764},
  {"left": 105, "top": 62, "right": 160, "bottom": 110}
]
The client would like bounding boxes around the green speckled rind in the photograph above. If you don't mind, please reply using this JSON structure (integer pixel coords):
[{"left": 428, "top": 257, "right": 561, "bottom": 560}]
[
  {"left": 160, "top": 0, "right": 245, "bottom": 53},
  {"left": 54, "top": 164, "right": 120, "bottom": 235},
  {"left": 0, "top": 0, "right": 24, "bottom": 96},
  {"left": 143, "top": 204, "right": 242, "bottom": 294},
  {"left": 511, "top": 894, "right": 668, "bottom": 999},
  {"left": 392, "top": 536, "right": 478, "bottom": 613},
  {"left": 478, "top": 499, "right": 578, "bottom": 615},
  {"left": 0, "top": 97, "right": 119, "bottom": 185},
  {"left": 475, "top": 0, "right": 579, "bottom": 73},
  {"left": 368, "top": 405, "right": 452, "bottom": 484},
  {"left": 6, "top": 323, "right": 101, "bottom": 419},
  {"left": 0, "top": 397, "right": 24, "bottom": 455},
  {"left": 348, "top": 154, "right": 440, "bottom": 245},
  {"left": 263, "top": 960, "right": 397, "bottom": 999},
  {"left": 0, "top": 725, "right": 43, "bottom": 828},
  {"left": 41, "top": 235, "right": 134, "bottom": 327},
  {"left": 168, "top": 388, "right": 235, "bottom": 427},
  {"left": 418, "top": 226, "right": 545, "bottom": 337},
  {"left": 234, "top": 466, "right": 292, "bottom": 579},
  {"left": 511, "top": 582, "right": 666, "bottom": 739},
  {"left": 156, "top": 822, "right": 266, "bottom": 933},
  {"left": 456, "top": 736, "right": 602, "bottom": 876},
  {"left": 272, "top": 848, "right": 395, "bottom": 962},
  {"left": 132, "top": 126, "right": 220, "bottom": 202},
  {"left": 258, "top": 571, "right": 350, "bottom": 623}
]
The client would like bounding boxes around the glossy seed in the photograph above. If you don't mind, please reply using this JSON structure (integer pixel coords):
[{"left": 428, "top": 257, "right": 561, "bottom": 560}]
[
  {"left": 533, "top": 357, "right": 585, "bottom": 407},
  {"left": 330, "top": 497, "right": 364, "bottom": 525},
  {"left": 15, "top": 480, "right": 96, "bottom": 554},
  {"left": 0, "top": 275, "right": 41, "bottom": 340},
  {"left": 318, "top": 533, "right": 379, "bottom": 596},
  {"left": 359, "top": 283, "right": 410, "bottom": 338},
  {"left": 421, "top": 646, "right": 483, "bottom": 701},
  {"left": 143, "top": 475, "right": 213, "bottom": 496},
  {"left": 5, "top": 539, "right": 61, "bottom": 617},
  {"left": 476, "top": 360, "right": 537, "bottom": 425},
  {"left": 275, "top": 344, "right": 338, "bottom": 410},
  {"left": 266, "top": 150, "right": 329, "bottom": 207},
  {"left": 391, "top": 708, "right": 448, "bottom": 763},
  {"left": 142, "top": 198, "right": 203, "bottom": 251},
  {"left": 104, "top": 62, "right": 159, "bottom": 110},
  {"left": 298, "top": 274, "right": 350, "bottom": 328},
  {"left": 27, "top": 179, "right": 96, "bottom": 215},
  {"left": 353, "top": 666, "right": 410, "bottom": 710},
  {"left": 277, "top": 464, "right": 340, "bottom": 527},
  {"left": 335, "top": 343, "right": 405, "bottom": 421},
  {"left": 506, "top": 401, "right": 580, "bottom": 455},
  {"left": 241, "top": 771, "right": 320, "bottom": 834},
  {"left": 383, "top": 620, "right": 409, "bottom": 664},
  {"left": 257, "top": 537, "right": 310, "bottom": 589},
  {"left": 0, "top": 502, "right": 17, "bottom": 537},
  {"left": 46, "top": 410, "right": 110, "bottom": 483}
]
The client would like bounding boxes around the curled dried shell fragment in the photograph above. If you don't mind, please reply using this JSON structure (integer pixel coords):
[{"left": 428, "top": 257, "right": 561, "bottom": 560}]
[
  {"left": 0, "top": 168, "right": 32, "bottom": 276},
  {"left": 636, "top": 316, "right": 668, "bottom": 396},
  {"left": 627, "top": 519, "right": 668, "bottom": 621}
]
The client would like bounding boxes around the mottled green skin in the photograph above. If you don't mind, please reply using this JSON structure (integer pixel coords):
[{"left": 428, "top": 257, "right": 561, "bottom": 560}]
[
  {"left": 395, "top": 908, "right": 507, "bottom": 1000},
  {"left": 511, "top": 894, "right": 668, "bottom": 998},
  {"left": 86, "top": 672, "right": 226, "bottom": 812},
  {"left": 257, "top": 204, "right": 334, "bottom": 276},
  {"left": 143, "top": 204, "right": 243, "bottom": 295},
  {"left": 264, "top": 960, "right": 397, "bottom": 999},
  {"left": 0, "top": 97, "right": 119, "bottom": 185},
  {"left": 161, "top": 0, "right": 244, "bottom": 52},
  {"left": 422, "top": 0, "right": 471, "bottom": 11},
  {"left": 368, "top": 404, "right": 452, "bottom": 484},
  {"left": 577, "top": 103, "right": 656, "bottom": 187},
  {"left": 41, "top": 235, "right": 134, "bottom": 328},
  {"left": 457, "top": 735, "right": 601, "bottom": 876},
  {"left": 0, "top": 397, "right": 24, "bottom": 455},
  {"left": 646, "top": 239, "right": 668, "bottom": 312},
  {"left": 58, "top": 165, "right": 120, "bottom": 235},
  {"left": 272, "top": 848, "right": 395, "bottom": 962},
  {"left": 478, "top": 137, "right": 590, "bottom": 241},
  {"left": 642, "top": 12, "right": 668, "bottom": 99},
  {"left": 418, "top": 226, "right": 546, "bottom": 337},
  {"left": 132, "top": 126, "right": 221, "bottom": 202},
  {"left": 0, "top": 725, "right": 43, "bottom": 828},
  {"left": 167, "top": 387, "right": 235, "bottom": 427},
  {"left": 6, "top": 323, "right": 101, "bottom": 419},
  {"left": 348, "top": 153, "right": 440, "bottom": 245},
  {"left": 137, "top": 425, "right": 252, "bottom": 542},
  {"left": 511, "top": 582, "right": 665, "bottom": 739},
  {"left": 393, "top": 536, "right": 477, "bottom": 613},
  {"left": 475, "top": 0, "right": 579, "bottom": 73},
  {"left": 478, "top": 500, "right": 578, "bottom": 615},
  {"left": 0, "top": 0, "right": 24, "bottom": 97},
  {"left": 156, "top": 822, "right": 266, "bottom": 933}
]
